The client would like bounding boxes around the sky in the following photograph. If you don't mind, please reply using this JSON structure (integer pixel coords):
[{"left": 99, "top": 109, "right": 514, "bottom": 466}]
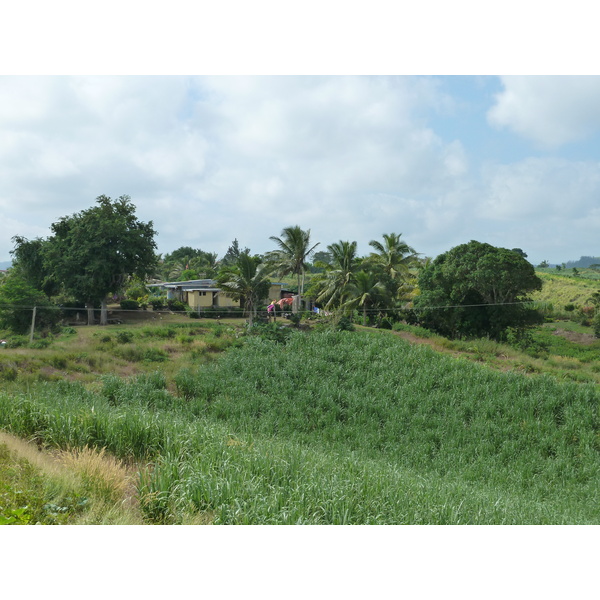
[{"left": 2, "top": 3, "right": 600, "bottom": 272}]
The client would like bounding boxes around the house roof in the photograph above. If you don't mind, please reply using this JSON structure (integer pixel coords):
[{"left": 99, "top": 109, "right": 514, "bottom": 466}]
[{"left": 150, "top": 279, "right": 287, "bottom": 291}]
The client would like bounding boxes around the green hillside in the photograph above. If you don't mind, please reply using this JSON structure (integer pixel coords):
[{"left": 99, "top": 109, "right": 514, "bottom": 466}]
[
  {"left": 1, "top": 326, "right": 598, "bottom": 524},
  {"left": 532, "top": 270, "right": 600, "bottom": 309}
]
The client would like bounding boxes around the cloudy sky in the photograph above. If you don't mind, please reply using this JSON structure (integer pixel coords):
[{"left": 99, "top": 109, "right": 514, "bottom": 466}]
[{"left": 1, "top": 74, "right": 600, "bottom": 267}]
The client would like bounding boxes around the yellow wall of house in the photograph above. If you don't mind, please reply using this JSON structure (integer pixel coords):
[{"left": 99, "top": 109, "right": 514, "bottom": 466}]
[
  {"left": 216, "top": 294, "right": 240, "bottom": 307},
  {"left": 185, "top": 284, "right": 282, "bottom": 310},
  {"left": 268, "top": 284, "right": 283, "bottom": 302},
  {"left": 186, "top": 291, "right": 215, "bottom": 308}
]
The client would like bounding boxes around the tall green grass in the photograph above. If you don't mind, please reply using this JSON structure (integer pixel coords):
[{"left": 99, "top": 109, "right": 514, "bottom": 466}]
[{"left": 0, "top": 331, "right": 598, "bottom": 524}]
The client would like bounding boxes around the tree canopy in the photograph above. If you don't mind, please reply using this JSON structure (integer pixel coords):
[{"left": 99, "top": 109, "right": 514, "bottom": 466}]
[
  {"left": 267, "top": 226, "right": 319, "bottom": 307},
  {"left": 216, "top": 252, "right": 271, "bottom": 325},
  {"left": 42, "top": 195, "right": 157, "bottom": 324},
  {"left": 413, "top": 240, "right": 543, "bottom": 340}
]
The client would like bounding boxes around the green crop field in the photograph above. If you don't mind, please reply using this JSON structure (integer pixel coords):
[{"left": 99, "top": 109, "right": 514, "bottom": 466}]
[
  {"left": 0, "top": 322, "right": 598, "bottom": 525},
  {"left": 532, "top": 270, "right": 600, "bottom": 311}
]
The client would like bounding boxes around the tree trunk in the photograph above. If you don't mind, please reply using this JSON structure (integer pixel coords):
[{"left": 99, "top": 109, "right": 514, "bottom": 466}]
[
  {"left": 295, "top": 272, "right": 302, "bottom": 314},
  {"left": 100, "top": 298, "right": 108, "bottom": 326},
  {"left": 86, "top": 302, "right": 95, "bottom": 325}
]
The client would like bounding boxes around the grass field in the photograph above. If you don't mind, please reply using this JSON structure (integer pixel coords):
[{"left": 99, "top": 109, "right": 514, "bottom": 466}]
[{"left": 0, "top": 314, "right": 598, "bottom": 524}]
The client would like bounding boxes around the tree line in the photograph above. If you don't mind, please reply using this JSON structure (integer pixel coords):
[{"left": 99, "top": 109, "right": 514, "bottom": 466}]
[{"left": 0, "top": 195, "right": 543, "bottom": 340}]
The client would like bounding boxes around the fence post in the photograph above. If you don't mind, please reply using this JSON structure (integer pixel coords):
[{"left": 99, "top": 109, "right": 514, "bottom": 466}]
[{"left": 30, "top": 306, "right": 37, "bottom": 343}]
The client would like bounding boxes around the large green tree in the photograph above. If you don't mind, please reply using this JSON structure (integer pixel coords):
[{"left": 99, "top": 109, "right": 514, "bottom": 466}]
[
  {"left": 413, "top": 240, "right": 543, "bottom": 340},
  {"left": 43, "top": 195, "right": 158, "bottom": 325},
  {"left": 10, "top": 236, "right": 60, "bottom": 298},
  {"left": 267, "top": 226, "right": 319, "bottom": 310}
]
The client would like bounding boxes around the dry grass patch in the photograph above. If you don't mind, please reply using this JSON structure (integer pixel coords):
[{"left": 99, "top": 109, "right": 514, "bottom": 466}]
[
  {"left": 57, "top": 445, "right": 139, "bottom": 508},
  {"left": 0, "top": 430, "right": 144, "bottom": 523}
]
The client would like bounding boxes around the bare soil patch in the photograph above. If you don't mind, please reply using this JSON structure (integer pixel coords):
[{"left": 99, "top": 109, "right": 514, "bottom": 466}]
[{"left": 552, "top": 328, "right": 597, "bottom": 345}]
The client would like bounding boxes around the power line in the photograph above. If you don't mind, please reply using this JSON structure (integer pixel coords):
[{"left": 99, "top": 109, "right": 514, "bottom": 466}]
[{"left": 0, "top": 300, "right": 549, "bottom": 313}]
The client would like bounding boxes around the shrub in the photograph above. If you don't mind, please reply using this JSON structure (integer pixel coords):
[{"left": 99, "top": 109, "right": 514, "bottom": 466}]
[
  {"left": 594, "top": 313, "right": 600, "bottom": 338},
  {"left": 2, "top": 335, "right": 28, "bottom": 348},
  {"left": 115, "top": 330, "right": 134, "bottom": 344},
  {"left": 144, "top": 348, "right": 169, "bottom": 362},
  {"left": 120, "top": 299, "right": 139, "bottom": 311},
  {"left": 149, "top": 298, "right": 165, "bottom": 311},
  {"left": 336, "top": 316, "right": 355, "bottom": 332},
  {"left": 29, "top": 338, "right": 52, "bottom": 349},
  {"left": 0, "top": 274, "right": 60, "bottom": 334},
  {"left": 0, "top": 362, "right": 18, "bottom": 381},
  {"left": 167, "top": 299, "right": 187, "bottom": 312}
]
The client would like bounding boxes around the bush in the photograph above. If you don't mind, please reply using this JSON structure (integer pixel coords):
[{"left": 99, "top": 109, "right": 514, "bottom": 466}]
[
  {"left": 0, "top": 274, "right": 61, "bottom": 334},
  {"left": 149, "top": 298, "right": 165, "bottom": 310},
  {"left": 594, "top": 313, "right": 600, "bottom": 338},
  {"left": 144, "top": 348, "right": 168, "bottom": 362},
  {"left": 120, "top": 299, "right": 139, "bottom": 311},
  {"left": 336, "top": 316, "right": 355, "bottom": 332},
  {"left": 115, "top": 331, "right": 134, "bottom": 344},
  {"left": 29, "top": 338, "right": 52, "bottom": 349},
  {"left": 167, "top": 299, "right": 187, "bottom": 312}
]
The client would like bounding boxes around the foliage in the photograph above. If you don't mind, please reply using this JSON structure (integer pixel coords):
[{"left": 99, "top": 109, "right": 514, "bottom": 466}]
[
  {"left": 594, "top": 313, "right": 600, "bottom": 338},
  {"left": 159, "top": 247, "right": 221, "bottom": 281},
  {"left": 313, "top": 240, "right": 360, "bottom": 309},
  {"left": 414, "top": 240, "right": 543, "bottom": 340},
  {"left": 10, "top": 236, "right": 60, "bottom": 297},
  {"left": 124, "top": 277, "right": 149, "bottom": 303},
  {"left": 342, "top": 270, "right": 390, "bottom": 326},
  {"left": 0, "top": 273, "right": 60, "bottom": 334},
  {"left": 167, "top": 299, "right": 187, "bottom": 312},
  {"left": 216, "top": 253, "right": 271, "bottom": 325},
  {"left": 267, "top": 225, "right": 319, "bottom": 305},
  {"left": 149, "top": 298, "right": 165, "bottom": 310},
  {"left": 42, "top": 195, "right": 157, "bottom": 324},
  {"left": 119, "top": 299, "right": 139, "bottom": 311},
  {"left": 0, "top": 443, "right": 89, "bottom": 525},
  {"left": 115, "top": 331, "right": 134, "bottom": 344},
  {"left": 221, "top": 238, "right": 251, "bottom": 267},
  {"left": 531, "top": 272, "right": 600, "bottom": 318}
]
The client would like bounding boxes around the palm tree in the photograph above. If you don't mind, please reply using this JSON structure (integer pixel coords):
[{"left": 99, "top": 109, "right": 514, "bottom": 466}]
[
  {"left": 267, "top": 225, "right": 319, "bottom": 311},
  {"left": 367, "top": 233, "right": 416, "bottom": 281},
  {"left": 342, "top": 270, "right": 390, "bottom": 326},
  {"left": 366, "top": 233, "right": 419, "bottom": 306},
  {"left": 217, "top": 253, "right": 271, "bottom": 326},
  {"left": 315, "top": 240, "right": 360, "bottom": 309}
]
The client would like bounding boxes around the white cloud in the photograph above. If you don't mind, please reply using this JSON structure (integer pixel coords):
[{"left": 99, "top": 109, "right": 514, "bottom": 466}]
[
  {"left": 473, "top": 157, "right": 600, "bottom": 260},
  {"left": 487, "top": 76, "right": 600, "bottom": 147},
  {"left": 1, "top": 75, "right": 598, "bottom": 269}
]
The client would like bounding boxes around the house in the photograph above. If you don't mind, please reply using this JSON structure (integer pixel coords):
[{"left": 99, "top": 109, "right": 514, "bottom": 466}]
[{"left": 149, "top": 279, "right": 287, "bottom": 310}]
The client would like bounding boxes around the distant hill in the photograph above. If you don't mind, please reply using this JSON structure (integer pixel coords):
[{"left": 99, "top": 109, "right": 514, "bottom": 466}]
[
  {"left": 564, "top": 256, "right": 600, "bottom": 269},
  {"left": 0, "top": 261, "right": 11, "bottom": 270}
]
